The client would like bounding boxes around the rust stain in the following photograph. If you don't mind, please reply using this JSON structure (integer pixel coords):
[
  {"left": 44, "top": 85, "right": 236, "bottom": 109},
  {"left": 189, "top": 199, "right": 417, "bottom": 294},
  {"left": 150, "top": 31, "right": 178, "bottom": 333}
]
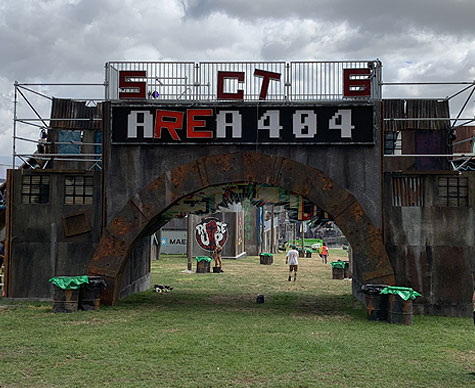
[
  {"left": 320, "top": 175, "right": 334, "bottom": 191},
  {"left": 351, "top": 204, "right": 364, "bottom": 222}
]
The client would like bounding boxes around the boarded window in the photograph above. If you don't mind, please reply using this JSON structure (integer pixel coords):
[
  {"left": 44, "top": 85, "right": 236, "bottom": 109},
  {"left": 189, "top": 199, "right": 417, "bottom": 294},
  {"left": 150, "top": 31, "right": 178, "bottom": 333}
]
[
  {"left": 392, "top": 176, "right": 424, "bottom": 207},
  {"left": 21, "top": 175, "right": 50, "bottom": 204},
  {"left": 438, "top": 177, "right": 468, "bottom": 207},
  {"left": 62, "top": 212, "right": 91, "bottom": 237},
  {"left": 64, "top": 175, "right": 94, "bottom": 205}
]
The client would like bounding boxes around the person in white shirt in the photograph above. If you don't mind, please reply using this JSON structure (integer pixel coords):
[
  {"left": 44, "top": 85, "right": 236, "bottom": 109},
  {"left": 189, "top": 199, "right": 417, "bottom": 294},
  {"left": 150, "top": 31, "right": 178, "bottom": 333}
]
[{"left": 286, "top": 246, "right": 299, "bottom": 282}]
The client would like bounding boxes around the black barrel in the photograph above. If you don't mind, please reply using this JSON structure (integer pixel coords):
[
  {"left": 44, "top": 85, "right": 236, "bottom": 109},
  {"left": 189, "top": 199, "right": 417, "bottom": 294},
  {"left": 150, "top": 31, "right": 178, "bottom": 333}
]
[
  {"left": 79, "top": 276, "right": 104, "bottom": 311},
  {"left": 52, "top": 287, "right": 79, "bottom": 313},
  {"left": 298, "top": 249, "right": 305, "bottom": 258},
  {"left": 256, "top": 294, "right": 264, "bottom": 303},
  {"left": 305, "top": 251, "right": 312, "bottom": 258},
  {"left": 196, "top": 260, "right": 210, "bottom": 273},
  {"left": 332, "top": 266, "right": 344, "bottom": 279},
  {"left": 259, "top": 254, "right": 273, "bottom": 265},
  {"left": 343, "top": 261, "right": 350, "bottom": 278},
  {"left": 388, "top": 294, "right": 413, "bottom": 325},
  {"left": 366, "top": 293, "right": 388, "bottom": 321}
]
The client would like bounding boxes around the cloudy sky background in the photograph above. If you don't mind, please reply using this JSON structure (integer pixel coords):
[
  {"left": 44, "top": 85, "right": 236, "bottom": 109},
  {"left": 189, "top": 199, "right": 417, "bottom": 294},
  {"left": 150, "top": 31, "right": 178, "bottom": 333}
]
[{"left": 1, "top": 0, "right": 475, "bottom": 178}]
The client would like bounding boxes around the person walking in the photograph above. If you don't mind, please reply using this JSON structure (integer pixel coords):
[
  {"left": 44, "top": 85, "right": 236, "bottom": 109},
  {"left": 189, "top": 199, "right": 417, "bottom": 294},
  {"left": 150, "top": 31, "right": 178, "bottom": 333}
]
[
  {"left": 286, "top": 245, "right": 299, "bottom": 282},
  {"left": 321, "top": 243, "right": 329, "bottom": 264}
]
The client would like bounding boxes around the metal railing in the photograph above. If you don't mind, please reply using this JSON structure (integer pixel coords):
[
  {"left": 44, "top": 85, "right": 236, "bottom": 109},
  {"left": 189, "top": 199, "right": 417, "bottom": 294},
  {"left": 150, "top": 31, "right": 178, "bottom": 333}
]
[{"left": 105, "top": 60, "right": 382, "bottom": 102}]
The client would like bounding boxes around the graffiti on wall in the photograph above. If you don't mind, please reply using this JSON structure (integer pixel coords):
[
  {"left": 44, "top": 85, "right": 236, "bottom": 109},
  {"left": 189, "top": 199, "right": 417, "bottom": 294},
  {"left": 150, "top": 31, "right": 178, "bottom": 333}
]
[{"left": 195, "top": 217, "right": 228, "bottom": 251}]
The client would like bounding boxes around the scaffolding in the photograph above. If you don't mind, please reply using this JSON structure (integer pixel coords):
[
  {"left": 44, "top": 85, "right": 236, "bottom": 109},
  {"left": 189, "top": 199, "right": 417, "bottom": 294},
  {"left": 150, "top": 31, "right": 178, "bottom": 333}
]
[
  {"left": 381, "top": 80, "right": 475, "bottom": 171},
  {"left": 12, "top": 81, "right": 105, "bottom": 171},
  {"left": 9, "top": 60, "right": 475, "bottom": 172}
]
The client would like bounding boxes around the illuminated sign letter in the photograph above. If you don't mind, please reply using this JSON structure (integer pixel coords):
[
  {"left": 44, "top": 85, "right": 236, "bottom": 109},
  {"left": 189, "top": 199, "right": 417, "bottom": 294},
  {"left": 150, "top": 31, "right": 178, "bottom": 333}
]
[
  {"left": 217, "top": 71, "right": 245, "bottom": 100},
  {"left": 293, "top": 110, "right": 317, "bottom": 138},
  {"left": 187, "top": 109, "right": 213, "bottom": 138},
  {"left": 155, "top": 110, "right": 184, "bottom": 141},
  {"left": 216, "top": 111, "right": 242, "bottom": 138},
  {"left": 343, "top": 68, "right": 371, "bottom": 97},
  {"left": 127, "top": 111, "right": 154, "bottom": 138},
  {"left": 254, "top": 69, "right": 281, "bottom": 100},
  {"left": 119, "top": 70, "right": 146, "bottom": 99}
]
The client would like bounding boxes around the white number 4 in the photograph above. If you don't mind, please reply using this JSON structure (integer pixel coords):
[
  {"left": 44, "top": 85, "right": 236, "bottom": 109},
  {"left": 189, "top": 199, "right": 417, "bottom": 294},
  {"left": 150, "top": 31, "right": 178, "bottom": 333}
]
[{"left": 329, "top": 109, "right": 354, "bottom": 138}]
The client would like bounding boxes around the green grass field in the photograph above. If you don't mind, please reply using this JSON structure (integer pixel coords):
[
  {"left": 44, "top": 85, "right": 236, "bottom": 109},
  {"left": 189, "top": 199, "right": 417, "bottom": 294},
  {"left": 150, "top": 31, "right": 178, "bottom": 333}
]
[{"left": 0, "top": 249, "right": 474, "bottom": 388}]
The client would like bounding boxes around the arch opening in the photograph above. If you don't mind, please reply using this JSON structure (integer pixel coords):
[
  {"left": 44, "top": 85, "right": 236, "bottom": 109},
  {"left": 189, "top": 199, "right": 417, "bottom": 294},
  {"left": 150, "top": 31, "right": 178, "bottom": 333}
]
[{"left": 89, "top": 152, "right": 395, "bottom": 305}]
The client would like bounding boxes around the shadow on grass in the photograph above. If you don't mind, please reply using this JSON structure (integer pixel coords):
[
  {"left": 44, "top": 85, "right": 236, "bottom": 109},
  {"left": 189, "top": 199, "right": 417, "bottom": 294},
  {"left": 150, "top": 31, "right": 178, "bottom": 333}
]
[{"left": 116, "top": 288, "right": 366, "bottom": 320}]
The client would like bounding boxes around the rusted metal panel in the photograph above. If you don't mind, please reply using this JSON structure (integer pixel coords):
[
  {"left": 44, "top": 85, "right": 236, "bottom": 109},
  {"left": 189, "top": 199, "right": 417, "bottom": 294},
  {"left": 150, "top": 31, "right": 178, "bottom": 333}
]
[
  {"left": 406, "top": 99, "right": 450, "bottom": 130},
  {"left": 392, "top": 176, "right": 424, "bottom": 207},
  {"left": 383, "top": 99, "right": 407, "bottom": 132},
  {"left": 453, "top": 126, "right": 474, "bottom": 153},
  {"left": 62, "top": 211, "right": 92, "bottom": 237}
]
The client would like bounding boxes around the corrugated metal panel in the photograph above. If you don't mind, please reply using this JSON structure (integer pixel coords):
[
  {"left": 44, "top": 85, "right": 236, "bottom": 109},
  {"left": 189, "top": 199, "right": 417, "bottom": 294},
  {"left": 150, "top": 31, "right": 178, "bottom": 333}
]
[
  {"left": 392, "top": 176, "right": 424, "bottom": 207},
  {"left": 406, "top": 99, "right": 450, "bottom": 130}
]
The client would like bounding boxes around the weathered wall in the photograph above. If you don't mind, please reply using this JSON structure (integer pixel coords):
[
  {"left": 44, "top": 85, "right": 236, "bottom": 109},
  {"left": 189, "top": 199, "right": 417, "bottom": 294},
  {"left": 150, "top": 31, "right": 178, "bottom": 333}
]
[
  {"left": 384, "top": 172, "right": 475, "bottom": 316},
  {"left": 8, "top": 170, "right": 102, "bottom": 299},
  {"left": 103, "top": 102, "right": 383, "bottom": 232}
]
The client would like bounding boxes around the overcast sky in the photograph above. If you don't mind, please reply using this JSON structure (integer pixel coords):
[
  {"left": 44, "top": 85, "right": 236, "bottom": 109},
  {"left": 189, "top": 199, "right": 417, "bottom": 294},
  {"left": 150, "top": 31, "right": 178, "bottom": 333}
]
[{"left": 1, "top": 0, "right": 475, "bottom": 177}]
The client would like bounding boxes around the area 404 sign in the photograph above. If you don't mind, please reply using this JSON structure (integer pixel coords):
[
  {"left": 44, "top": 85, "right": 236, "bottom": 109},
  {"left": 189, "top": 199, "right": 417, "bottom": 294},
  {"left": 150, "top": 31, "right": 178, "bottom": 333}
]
[
  {"left": 195, "top": 217, "right": 228, "bottom": 251},
  {"left": 111, "top": 104, "right": 374, "bottom": 144}
]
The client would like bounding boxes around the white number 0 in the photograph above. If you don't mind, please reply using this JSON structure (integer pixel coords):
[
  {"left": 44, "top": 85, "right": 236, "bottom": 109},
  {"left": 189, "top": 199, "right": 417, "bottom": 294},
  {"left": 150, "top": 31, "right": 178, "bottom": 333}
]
[{"left": 329, "top": 109, "right": 354, "bottom": 138}]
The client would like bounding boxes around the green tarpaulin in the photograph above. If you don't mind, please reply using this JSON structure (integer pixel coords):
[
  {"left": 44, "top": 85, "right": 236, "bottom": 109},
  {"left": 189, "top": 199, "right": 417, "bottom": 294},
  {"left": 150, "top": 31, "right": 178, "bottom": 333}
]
[
  {"left": 380, "top": 286, "right": 422, "bottom": 301},
  {"left": 330, "top": 261, "right": 345, "bottom": 269},
  {"left": 260, "top": 253, "right": 273, "bottom": 257},
  {"left": 195, "top": 256, "right": 211, "bottom": 263},
  {"left": 49, "top": 275, "right": 89, "bottom": 290}
]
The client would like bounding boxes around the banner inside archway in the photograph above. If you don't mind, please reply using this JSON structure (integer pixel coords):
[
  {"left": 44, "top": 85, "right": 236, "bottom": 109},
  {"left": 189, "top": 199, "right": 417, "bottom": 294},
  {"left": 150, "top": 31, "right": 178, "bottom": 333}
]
[{"left": 162, "top": 182, "right": 331, "bottom": 226}]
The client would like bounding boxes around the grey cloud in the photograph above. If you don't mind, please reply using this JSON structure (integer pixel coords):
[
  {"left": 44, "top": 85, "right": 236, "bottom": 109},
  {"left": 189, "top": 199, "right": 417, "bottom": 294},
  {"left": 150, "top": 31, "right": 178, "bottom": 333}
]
[{"left": 183, "top": 0, "right": 475, "bottom": 37}]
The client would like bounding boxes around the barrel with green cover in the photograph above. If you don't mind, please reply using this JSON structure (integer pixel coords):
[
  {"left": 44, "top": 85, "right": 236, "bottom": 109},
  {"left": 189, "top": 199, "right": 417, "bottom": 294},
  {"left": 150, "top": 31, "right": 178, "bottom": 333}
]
[
  {"left": 381, "top": 286, "right": 422, "bottom": 325},
  {"left": 195, "top": 256, "right": 211, "bottom": 273},
  {"left": 49, "top": 275, "right": 89, "bottom": 313},
  {"left": 330, "top": 261, "right": 345, "bottom": 279},
  {"left": 260, "top": 252, "right": 273, "bottom": 265}
]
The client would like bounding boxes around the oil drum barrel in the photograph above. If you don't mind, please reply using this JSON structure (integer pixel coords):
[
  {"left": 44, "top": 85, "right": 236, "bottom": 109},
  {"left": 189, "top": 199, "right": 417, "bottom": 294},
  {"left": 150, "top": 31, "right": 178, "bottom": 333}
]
[
  {"left": 388, "top": 294, "right": 413, "bottom": 325},
  {"left": 332, "top": 266, "right": 344, "bottom": 279},
  {"left": 366, "top": 293, "right": 388, "bottom": 321},
  {"left": 52, "top": 287, "right": 79, "bottom": 313}
]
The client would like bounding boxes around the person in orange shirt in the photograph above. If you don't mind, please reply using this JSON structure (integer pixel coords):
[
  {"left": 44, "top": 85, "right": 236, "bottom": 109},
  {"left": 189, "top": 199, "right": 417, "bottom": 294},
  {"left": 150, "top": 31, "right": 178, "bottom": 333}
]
[{"left": 321, "top": 243, "right": 329, "bottom": 264}]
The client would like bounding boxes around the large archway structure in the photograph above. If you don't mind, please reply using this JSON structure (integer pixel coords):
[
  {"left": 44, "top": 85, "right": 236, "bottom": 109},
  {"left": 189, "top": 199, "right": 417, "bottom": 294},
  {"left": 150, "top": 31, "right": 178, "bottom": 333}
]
[{"left": 89, "top": 152, "right": 395, "bottom": 305}]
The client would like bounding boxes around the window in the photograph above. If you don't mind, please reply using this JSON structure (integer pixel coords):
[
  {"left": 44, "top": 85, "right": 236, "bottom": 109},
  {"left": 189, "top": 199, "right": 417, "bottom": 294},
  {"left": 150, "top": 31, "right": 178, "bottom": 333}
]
[
  {"left": 65, "top": 176, "right": 94, "bottom": 205},
  {"left": 384, "top": 131, "right": 401, "bottom": 155},
  {"left": 21, "top": 175, "right": 50, "bottom": 204},
  {"left": 438, "top": 177, "right": 468, "bottom": 207},
  {"left": 392, "top": 176, "right": 423, "bottom": 207}
]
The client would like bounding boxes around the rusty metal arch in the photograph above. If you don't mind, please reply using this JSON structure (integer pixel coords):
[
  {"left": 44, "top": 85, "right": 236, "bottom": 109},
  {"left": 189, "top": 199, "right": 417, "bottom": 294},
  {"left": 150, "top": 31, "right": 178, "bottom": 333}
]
[{"left": 89, "top": 152, "right": 395, "bottom": 305}]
